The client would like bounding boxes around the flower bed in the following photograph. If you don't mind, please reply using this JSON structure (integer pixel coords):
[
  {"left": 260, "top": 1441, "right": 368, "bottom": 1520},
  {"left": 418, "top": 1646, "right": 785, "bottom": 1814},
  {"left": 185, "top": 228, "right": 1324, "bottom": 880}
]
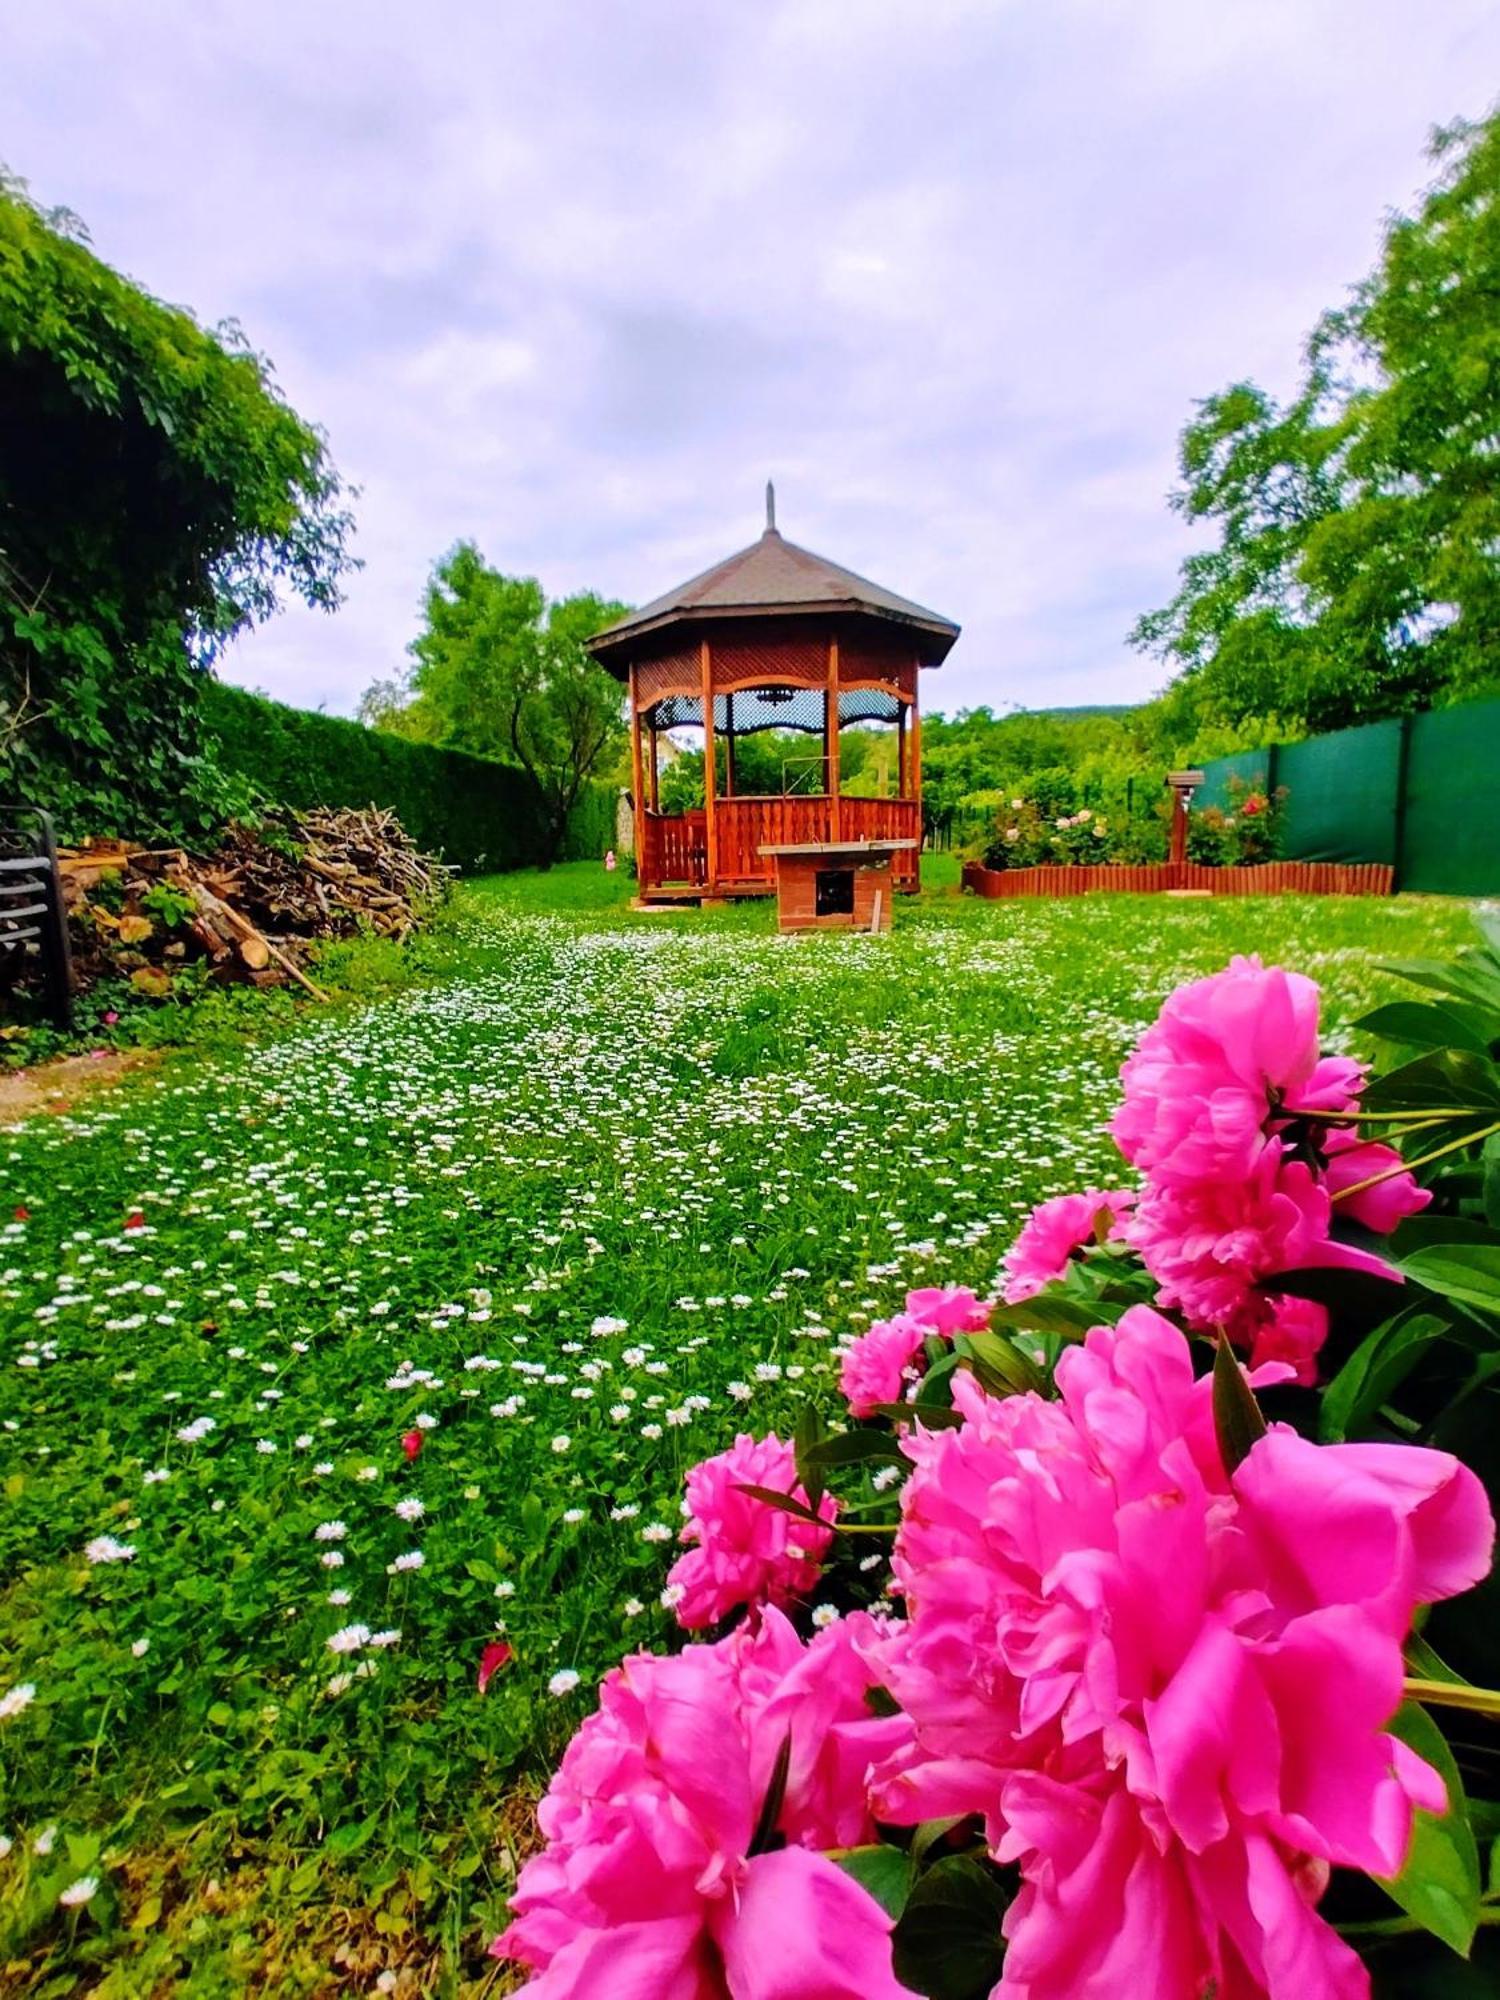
[{"left": 962, "top": 857, "right": 1395, "bottom": 897}]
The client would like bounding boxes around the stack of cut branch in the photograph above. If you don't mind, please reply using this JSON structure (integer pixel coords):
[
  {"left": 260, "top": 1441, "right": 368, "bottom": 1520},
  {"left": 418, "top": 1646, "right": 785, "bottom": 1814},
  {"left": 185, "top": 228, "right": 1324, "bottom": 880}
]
[
  {"left": 209, "top": 807, "right": 444, "bottom": 944},
  {"left": 48, "top": 807, "right": 446, "bottom": 1001}
]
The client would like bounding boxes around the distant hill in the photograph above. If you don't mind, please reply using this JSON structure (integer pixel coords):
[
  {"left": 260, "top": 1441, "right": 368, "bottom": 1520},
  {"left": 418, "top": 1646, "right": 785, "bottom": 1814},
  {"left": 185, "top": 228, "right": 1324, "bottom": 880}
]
[
  {"left": 926, "top": 702, "right": 1138, "bottom": 725},
  {"left": 1027, "top": 704, "right": 1136, "bottom": 720}
]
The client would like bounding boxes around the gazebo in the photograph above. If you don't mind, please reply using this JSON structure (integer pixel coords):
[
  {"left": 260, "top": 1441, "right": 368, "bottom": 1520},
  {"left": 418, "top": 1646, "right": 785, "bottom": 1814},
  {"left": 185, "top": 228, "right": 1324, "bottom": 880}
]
[{"left": 587, "top": 487, "right": 960, "bottom": 902}]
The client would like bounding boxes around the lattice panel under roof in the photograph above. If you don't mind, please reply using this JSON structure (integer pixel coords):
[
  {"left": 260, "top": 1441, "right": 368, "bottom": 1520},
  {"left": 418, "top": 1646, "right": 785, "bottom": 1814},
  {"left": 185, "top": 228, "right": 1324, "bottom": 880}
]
[
  {"left": 842, "top": 647, "right": 918, "bottom": 701},
  {"left": 645, "top": 686, "right": 905, "bottom": 735},
  {"left": 634, "top": 647, "right": 702, "bottom": 706},
  {"left": 710, "top": 633, "right": 826, "bottom": 689}
]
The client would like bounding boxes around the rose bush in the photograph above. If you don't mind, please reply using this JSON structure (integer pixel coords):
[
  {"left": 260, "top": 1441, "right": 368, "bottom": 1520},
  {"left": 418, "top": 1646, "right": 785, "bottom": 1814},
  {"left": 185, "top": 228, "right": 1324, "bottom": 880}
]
[{"left": 977, "top": 776, "right": 1285, "bottom": 871}]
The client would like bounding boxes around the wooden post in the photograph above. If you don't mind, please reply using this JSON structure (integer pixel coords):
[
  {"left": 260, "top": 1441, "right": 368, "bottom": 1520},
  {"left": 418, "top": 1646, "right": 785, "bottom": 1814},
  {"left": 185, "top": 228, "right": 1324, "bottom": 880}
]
[
  {"left": 700, "top": 639, "right": 718, "bottom": 891},
  {"left": 896, "top": 702, "right": 907, "bottom": 797},
  {"left": 647, "top": 719, "right": 660, "bottom": 811},
  {"left": 725, "top": 692, "right": 737, "bottom": 798},
  {"left": 628, "top": 664, "right": 648, "bottom": 889},
  {"left": 827, "top": 637, "right": 842, "bottom": 842},
  {"left": 1169, "top": 787, "right": 1189, "bottom": 869},
  {"left": 909, "top": 668, "right": 922, "bottom": 890}
]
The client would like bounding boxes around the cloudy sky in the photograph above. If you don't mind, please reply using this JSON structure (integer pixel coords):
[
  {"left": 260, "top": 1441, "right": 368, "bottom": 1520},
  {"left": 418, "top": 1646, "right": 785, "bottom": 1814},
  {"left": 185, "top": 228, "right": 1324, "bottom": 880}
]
[{"left": 6, "top": 3, "right": 1497, "bottom": 718}]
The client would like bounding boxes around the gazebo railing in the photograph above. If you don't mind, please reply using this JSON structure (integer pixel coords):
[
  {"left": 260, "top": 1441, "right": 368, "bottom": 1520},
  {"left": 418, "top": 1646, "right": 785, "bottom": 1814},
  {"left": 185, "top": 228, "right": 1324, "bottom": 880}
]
[
  {"left": 715, "top": 796, "right": 831, "bottom": 883},
  {"left": 641, "top": 808, "right": 707, "bottom": 886},
  {"left": 640, "top": 796, "right": 920, "bottom": 892}
]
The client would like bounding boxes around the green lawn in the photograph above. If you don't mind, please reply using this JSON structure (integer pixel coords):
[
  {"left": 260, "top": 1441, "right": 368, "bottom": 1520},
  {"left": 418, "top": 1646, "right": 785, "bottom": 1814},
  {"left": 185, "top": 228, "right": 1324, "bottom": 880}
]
[{"left": 0, "top": 865, "right": 1478, "bottom": 1995}]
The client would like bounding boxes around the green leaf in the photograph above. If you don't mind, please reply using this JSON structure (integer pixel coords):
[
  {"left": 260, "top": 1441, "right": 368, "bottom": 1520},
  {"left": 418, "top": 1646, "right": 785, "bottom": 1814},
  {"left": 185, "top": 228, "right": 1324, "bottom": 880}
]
[
  {"left": 863, "top": 1402, "right": 966, "bottom": 1430},
  {"left": 1319, "top": 1311, "right": 1451, "bottom": 1442},
  {"left": 802, "top": 1430, "right": 908, "bottom": 1469},
  {"left": 957, "top": 1329, "right": 1046, "bottom": 1397},
  {"left": 910, "top": 1816, "right": 975, "bottom": 1867},
  {"left": 1483, "top": 1134, "right": 1500, "bottom": 1230},
  {"left": 1356, "top": 1000, "right": 1494, "bottom": 1056},
  {"left": 834, "top": 1843, "right": 914, "bottom": 1920},
  {"left": 747, "top": 1731, "right": 792, "bottom": 1857},
  {"left": 1405, "top": 1633, "right": 1471, "bottom": 1688},
  {"left": 915, "top": 1350, "right": 964, "bottom": 1405},
  {"left": 1384, "top": 956, "right": 1500, "bottom": 1016},
  {"left": 1212, "top": 1336, "right": 1267, "bottom": 1476},
  {"left": 985, "top": 1292, "right": 1101, "bottom": 1339},
  {"left": 891, "top": 1854, "right": 1009, "bottom": 2000},
  {"left": 1375, "top": 1700, "right": 1481, "bottom": 1958},
  {"left": 732, "top": 1483, "right": 829, "bottom": 1528},
  {"left": 1362, "top": 1048, "right": 1500, "bottom": 1116},
  {"left": 1402, "top": 1245, "right": 1500, "bottom": 1315},
  {"left": 324, "top": 1811, "right": 382, "bottom": 1859},
  {"left": 795, "top": 1402, "right": 827, "bottom": 1508}
]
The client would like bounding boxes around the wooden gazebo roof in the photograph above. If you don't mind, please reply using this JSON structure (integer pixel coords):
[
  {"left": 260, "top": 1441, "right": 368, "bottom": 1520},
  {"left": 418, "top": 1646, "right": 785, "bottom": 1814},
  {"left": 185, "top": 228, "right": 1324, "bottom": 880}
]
[{"left": 587, "top": 490, "right": 960, "bottom": 673}]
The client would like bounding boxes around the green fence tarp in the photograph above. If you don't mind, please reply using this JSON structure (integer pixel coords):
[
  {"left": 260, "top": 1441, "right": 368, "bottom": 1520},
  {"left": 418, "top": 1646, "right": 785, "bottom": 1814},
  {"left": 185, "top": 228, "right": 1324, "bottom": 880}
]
[
  {"left": 1199, "top": 698, "right": 1500, "bottom": 897},
  {"left": 1403, "top": 702, "right": 1500, "bottom": 898},
  {"left": 1278, "top": 719, "right": 1404, "bottom": 867}
]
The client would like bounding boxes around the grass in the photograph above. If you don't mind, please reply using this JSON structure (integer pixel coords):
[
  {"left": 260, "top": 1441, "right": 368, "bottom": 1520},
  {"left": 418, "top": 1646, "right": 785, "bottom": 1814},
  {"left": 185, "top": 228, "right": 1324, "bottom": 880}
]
[
  {"left": 1, "top": 907, "right": 480, "bottom": 1080},
  {"left": 0, "top": 861, "right": 1478, "bottom": 1995}
]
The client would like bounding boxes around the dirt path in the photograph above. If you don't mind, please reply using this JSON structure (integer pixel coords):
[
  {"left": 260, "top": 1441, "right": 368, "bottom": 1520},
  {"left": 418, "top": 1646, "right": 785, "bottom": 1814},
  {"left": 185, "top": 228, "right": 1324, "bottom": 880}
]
[{"left": 0, "top": 1047, "right": 161, "bottom": 1122}]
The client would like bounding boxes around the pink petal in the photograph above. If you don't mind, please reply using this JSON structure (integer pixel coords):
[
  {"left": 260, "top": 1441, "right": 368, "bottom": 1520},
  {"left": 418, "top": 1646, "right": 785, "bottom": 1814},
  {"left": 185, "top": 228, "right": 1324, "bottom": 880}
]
[
  {"left": 492, "top": 1915, "right": 716, "bottom": 1996},
  {"left": 714, "top": 1848, "right": 908, "bottom": 2000},
  {"left": 478, "top": 1641, "right": 513, "bottom": 1693}
]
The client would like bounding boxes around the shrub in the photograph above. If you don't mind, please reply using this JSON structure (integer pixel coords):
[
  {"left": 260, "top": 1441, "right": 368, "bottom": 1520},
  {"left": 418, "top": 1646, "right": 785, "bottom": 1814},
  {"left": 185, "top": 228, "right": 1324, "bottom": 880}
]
[
  {"left": 0, "top": 176, "right": 354, "bottom": 843},
  {"left": 1185, "top": 778, "right": 1286, "bottom": 866},
  {"left": 978, "top": 790, "right": 1166, "bottom": 870},
  {"left": 975, "top": 776, "right": 1281, "bottom": 871},
  {"left": 201, "top": 681, "right": 610, "bottom": 874}
]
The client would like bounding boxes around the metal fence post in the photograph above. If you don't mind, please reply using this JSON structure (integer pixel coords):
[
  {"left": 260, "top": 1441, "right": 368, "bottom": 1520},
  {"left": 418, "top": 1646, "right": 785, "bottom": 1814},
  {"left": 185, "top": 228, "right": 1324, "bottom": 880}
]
[{"left": 1391, "top": 713, "right": 1414, "bottom": 893}]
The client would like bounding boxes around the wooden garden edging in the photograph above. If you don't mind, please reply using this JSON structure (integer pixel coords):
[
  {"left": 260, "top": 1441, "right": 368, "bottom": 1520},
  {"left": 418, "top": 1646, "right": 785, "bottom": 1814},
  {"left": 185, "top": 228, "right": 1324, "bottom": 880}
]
[{"left": 960, "top": 859, "right": 1395, "bottom": 900}]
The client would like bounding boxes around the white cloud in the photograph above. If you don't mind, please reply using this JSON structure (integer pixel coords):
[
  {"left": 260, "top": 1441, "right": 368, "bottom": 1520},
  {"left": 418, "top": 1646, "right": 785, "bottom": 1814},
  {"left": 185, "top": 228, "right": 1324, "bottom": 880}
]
[{"left": 4, "top": 0, "right": 1497, "bottom": 718}]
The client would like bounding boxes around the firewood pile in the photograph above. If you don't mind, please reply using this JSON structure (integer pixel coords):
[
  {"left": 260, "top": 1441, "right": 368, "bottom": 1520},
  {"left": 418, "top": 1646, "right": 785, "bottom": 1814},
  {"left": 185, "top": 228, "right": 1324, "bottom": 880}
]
[{"left": 54, "top": 807, "right": 447, "bottom": 1002}]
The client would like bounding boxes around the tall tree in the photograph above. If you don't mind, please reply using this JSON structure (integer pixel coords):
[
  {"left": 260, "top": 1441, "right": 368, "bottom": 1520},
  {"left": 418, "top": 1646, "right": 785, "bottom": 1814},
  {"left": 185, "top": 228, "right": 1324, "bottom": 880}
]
[
  {"left": 1133, "top": 110, "right": 1500, "bottom": 739},
  {"left": 367, "top": 542, "right": 627, "bottom": 866}
]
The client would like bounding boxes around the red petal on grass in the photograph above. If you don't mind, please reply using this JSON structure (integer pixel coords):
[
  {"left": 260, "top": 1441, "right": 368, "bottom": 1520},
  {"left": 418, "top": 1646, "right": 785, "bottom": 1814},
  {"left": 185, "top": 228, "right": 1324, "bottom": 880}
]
[{"left": 478, "top": 1642, "right": 514, "bottom": 1693}]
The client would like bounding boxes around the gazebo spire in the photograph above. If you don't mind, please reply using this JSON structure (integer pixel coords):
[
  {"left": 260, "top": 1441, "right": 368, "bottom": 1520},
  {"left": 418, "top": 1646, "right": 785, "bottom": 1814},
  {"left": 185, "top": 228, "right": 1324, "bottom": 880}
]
[{"left": 765, "top": 479, "right": 777, "bottom": 535}]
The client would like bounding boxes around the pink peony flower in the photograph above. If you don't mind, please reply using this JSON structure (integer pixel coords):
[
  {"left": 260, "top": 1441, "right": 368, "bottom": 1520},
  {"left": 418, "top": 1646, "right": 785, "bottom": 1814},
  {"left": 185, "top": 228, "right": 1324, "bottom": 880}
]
[
  {"left": 493, "top": 1610, "right": 910, "bottom": 1998},
  {"left": 839, "top": 1287, "right": 991, "bottom": 1417},
  {"left": 1244, "top": 1293, "right": 1329, "bottom": 1386},
  {"left": 1322, "top": 1128, "right": 1431, "bottom": 1234},
  {"left": 401, "top": 1429, "right": 424, "bottom": 1462},
  {"left": 839, "top": 1313, "right": 927, "bottom": 1417},
  {"left": 902, "top": 1285, "right": 993, "bottom": 1336},
  {"left": 1112, "top": 956, "right": 1363, "bottom": 1189},
  {"left": 868, "top": 1306, "right": 1493, "bottom": 2000},
  {"left": 1127, "top": 1143, "right": 1399, "bottom": 1338},
  {"left": 1001, "top": 1189, "right": 1136, "bottom": 1302},
  {"left": 666, "top": 1434, "right": 838, "bottom": 1630}
]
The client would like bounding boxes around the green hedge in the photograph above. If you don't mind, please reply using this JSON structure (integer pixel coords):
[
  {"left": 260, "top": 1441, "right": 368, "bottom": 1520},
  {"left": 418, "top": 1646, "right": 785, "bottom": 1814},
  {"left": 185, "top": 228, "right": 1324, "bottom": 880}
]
[
  {"left": 558, "top": 781, "right": 617, "bottom": 862},
  {"left": 202, "top": 680, "right": 611, "bottom": 874}
]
